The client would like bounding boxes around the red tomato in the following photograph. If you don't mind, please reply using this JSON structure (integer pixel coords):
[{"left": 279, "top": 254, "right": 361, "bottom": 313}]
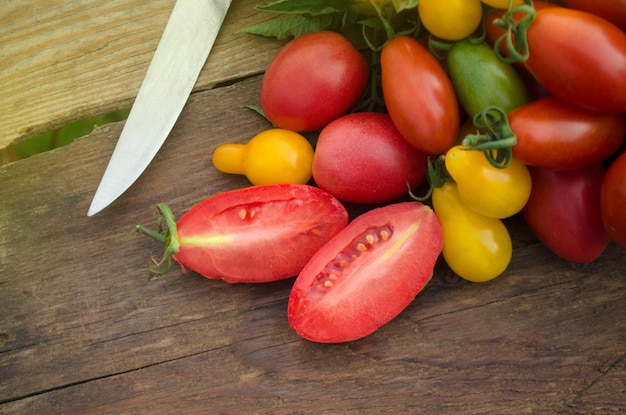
[
  {"left": 524, "top": 8, "right": 626, "bottom": 113},
  {"left": 381, "top": 36, "right": 459, "bottom": 155},
  {"left": 510, "top": 96, "right": 625, "bottom": 170},
  {"left": 523, "top": 165, "right": 610, "bottom": 263},
  {"left": 561, "top": 0, "right": 626, "bottom": 32},
  {"left": 312, "top": 112, "right": 428, "bottom": 204},
  {"left": 600, "top": 151, "right": 626, "bottom": 248},
  {"left": 261, "top": 31, "right": 369, "bottom": 132},
  {"left": 288, "top": 202, "right": 442, "bottom": 343},
  {"left": 138, "top": 184, "right": 348, "bottom": 282}
]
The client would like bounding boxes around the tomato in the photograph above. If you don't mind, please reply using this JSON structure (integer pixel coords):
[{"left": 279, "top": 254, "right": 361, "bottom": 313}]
[
  {"left": 418, "top": 0, "right": 483, "bottom": 41},
  {"left": 523, "top": 165, "right": 610, "bottom": 263},
  {"left": 523, "top": 8, "right": 626, "bottom": 113},
  {"left": 261, "top": 31, "right": 369, "bottom": 132},
  {"left": 288, "top": 202, "right": 442, "bottom": 343},
  {"left": 600, "top": 151, "right": 626, "bottom": 248},
  {"left": 432, "top": 181, "right": 512, "bottom": 283},
  {"left": 561, "top": 0, "right": 626, "bottom": 32},
  {"left": 481, "top": 0, "right": 523, "bottom": 8},
  {"left": 312, "top": 112, "right": 428, "bottom": 204},
  {"left": 510, "top": 96, "right": 626, "bottom": 170},
  {"left": 445, "top": 146, "right": 532, "bottom": 219},
  {"left": 446, "top": 39, "right": 530, "bottom": 118},
  {"left": 136, "top": 184, "right": 348, "bottom": 282},
  {"left": 212, "top": 128, "right": 314, "bottom": 185},
  {"left": 381, "top": 36, "right": 460, "bottom": 155}
]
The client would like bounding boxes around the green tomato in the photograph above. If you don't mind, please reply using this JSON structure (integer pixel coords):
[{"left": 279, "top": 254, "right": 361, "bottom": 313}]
[{"left": 446, "top": 40, "right": 531, "bottom": 118}]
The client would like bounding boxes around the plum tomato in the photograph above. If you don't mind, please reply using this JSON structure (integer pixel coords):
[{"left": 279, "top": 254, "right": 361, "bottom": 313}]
[
  {"left": 260, "top": 31, "right": 369, "bottom": 132},
  {"left": 312, "top": 112, "right": 428, "bottom": 204},
  {"left": 510, "top": 96, "right": 625, "bottom": 170},
  {"left": 561, "top": 0, "right": 626, "bottom": 32},
  {"left": 136, "top": 184, "right": 349, "bottom": 282},
  {"left": 288, "top": 202, "right": 442, "bottom": 343},
  {"left": 600, "top": 151, "right": 626, "bottom": 249},
  {"left": 381, "top": 36, "right": 460, "bottom": 155},
  {"left": 523, "top": 165, "right": 610, "bottom": 263}
]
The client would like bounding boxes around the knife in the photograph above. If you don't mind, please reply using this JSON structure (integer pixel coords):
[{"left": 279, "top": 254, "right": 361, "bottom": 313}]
[{"left": 87, "top": 0, "right": 232, "bottom": 216}]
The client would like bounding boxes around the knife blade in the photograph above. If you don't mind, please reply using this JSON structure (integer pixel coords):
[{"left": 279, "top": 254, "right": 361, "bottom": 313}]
[{"left": 87, "top": 0, "right": 232, "bottom": 216}]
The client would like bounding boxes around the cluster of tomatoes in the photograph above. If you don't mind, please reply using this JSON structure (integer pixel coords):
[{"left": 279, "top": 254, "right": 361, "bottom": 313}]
[{"left": 140, "top": 0, "right": 626, "bottom": 343}]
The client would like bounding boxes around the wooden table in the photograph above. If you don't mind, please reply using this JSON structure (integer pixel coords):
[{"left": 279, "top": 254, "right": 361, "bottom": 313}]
[{"left": 2, "top": 1, "right": 625, "bottom": 413}]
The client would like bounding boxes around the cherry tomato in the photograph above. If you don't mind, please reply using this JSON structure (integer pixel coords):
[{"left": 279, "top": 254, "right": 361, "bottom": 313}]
[
  {"left": 212, "top": 128, "right": 314, "bottom": 185},
  {"left": 445, "top": 146, "right": 532, "bottom": 219},
  {"left": 261, "top": 31, "right": 369, "bottom": 132},
  {"left": 446, "top": 39, "right": 530, "bottom": 118},
  {"left": 136, "top": 184, "right": 348, "bottom": 282},
  {"left": 523, "top": 8, "right": 626, "bottom": 113},
  {"left": 523, "top": 165, "right": 610, "bottom": 263},
  {"left": 561, "top": 0, "right": 626, "bottom": 32},
  {"left": 288, "top": 202, "right": 442, "bottom": 343},
  {"left": 381, "top": 36, "right": 460, "bottom": 155},
  {"left": 418, "top": 0, "right": 483, "bottom": 41},
  {"left": 312, "top": 112, "right": 428, "bottom": 204},
  {"left": 510, "top": 96, "right": 625, "bottom": 170},
  {"left": 600, "top": 151, "right": 626, "bottom": 248},
  {"left": 432, "top": 181, "right": 512, "bottom": 283}
]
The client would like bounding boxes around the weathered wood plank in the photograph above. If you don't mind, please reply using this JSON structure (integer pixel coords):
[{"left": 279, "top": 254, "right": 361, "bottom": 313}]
[
  {"left": 1, "top": 76, "right": 625, "bottom": 414},
  {"left": 0, "top": 0, "right": 284, "bottom": 163}
]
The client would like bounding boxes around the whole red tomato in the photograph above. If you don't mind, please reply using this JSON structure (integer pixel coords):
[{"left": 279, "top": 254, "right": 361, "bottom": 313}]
[
  {"left": 600, "top": 151, "right": 626, "bottom": 248},
  {"left": 561, "top": 0, "right": 626, "bottom": 32},
  {"left": 381, "top": 36, "right": 459, "bottom": 155},
  {"left": 260, "top": 31, "right": 369, "bottom": 132},
  {"left": 523, "top": 165, "right": 610, "bottom": 263},
  {"left": 288, "top": 202, "right": 442, "bottom": 343},
  {"left": 312, "top": 112, "right": 428, "bottom": 204},
  {"left": 523, "top": 8, "right": 626, "bottom": 113},
  {"left": 510, "top": 96, "right": 625, "bottom": 170}
]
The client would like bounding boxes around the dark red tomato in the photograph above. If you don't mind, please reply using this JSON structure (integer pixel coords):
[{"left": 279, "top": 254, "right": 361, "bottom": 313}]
[
  {"left": 288, "top": 202, "right": 442, "bottom": 343},
  {"left": 312, "top": 112, "right": 428, "bottom": 204},
  {"left": 523, "top": 165, "right": 610, "bottom": 263},
  {"left": 561, "top": 0, "right": 626, "bottom": 32},
  {"left": 137, "top": 184, "right": 348, "bottom": 282},
  {"left": 381, "top": 36, "right": 459, "bottom": 155},
  {"left": 510, "top": 96, "right": 625, "bottom": 170},
  {"left": 600, "top": 151, "right": 626, "bottom": 248},
  {"left": 524, "top": 8, "right": 626, "bottom": 113},
  {"left": 260, "top": 31, "right": 369, "bottom": 132}
]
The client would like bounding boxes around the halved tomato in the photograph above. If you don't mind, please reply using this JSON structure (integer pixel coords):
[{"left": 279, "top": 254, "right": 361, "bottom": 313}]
[
  {"left": 288, "top": 202, "right": 442, "bottom": 343},
  {"left": 137, "top": 184, "right": 348, "bottom": 282}
]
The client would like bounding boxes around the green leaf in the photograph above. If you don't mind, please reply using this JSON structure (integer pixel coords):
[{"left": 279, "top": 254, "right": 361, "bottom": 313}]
[
  {"left": 256, "top": 0, "right": 350, "bottom": 15},
  {"left": 238, "top": 14, "right": 338, "bottom": 39}
]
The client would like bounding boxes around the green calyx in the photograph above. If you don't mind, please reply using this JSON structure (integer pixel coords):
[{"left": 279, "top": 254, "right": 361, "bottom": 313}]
[
  {"left": 409, "top": 156, "right": 453, "bottom": 202},
  {"left": 461, "top": 106, "right": 517, "bottom": 169},
  {"left": 493, "top": 0, "right": 536, "bottom": 64},
  {"left": 135, "top": 203, "right": 180, "bottom": 275}
]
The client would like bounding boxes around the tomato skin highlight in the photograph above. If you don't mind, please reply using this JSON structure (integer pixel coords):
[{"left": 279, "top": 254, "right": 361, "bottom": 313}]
[
  {"left": 523, "top": 165, "right": 610, "bottom": 263},
  {"left": 524, "top": 8, "right": 626, "bottom": 113},
  {"left": 312, "top": 112, "right": 428, "bottom": 204},
  {"left": 561, "top": 0, "right": 626, "bottom": 32},
  {"left": 172, "top": 184, "right": 348, "bottom": 282},
  {"left": 432, "top": 182, "right": 512, "bottom": 283},
  {"left": 381, "top": 36, "right": 460, "bottom": 155},
  {"left": 446, "top": 39, "right": 530, "bottom": 118},
  {"left": 288, "top": 202, "right": 442, "bottom": 343},
  {"left": 600, "top": 151, "right": 626, "bottom": 249},
  {"left": 261, "top": 31, "right": 369, "bottom": 132},
  {"left": 510, "top": 96, "right": 626, "bottom": 170}
]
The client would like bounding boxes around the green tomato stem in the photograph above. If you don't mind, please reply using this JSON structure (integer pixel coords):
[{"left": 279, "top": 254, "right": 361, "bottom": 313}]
[
  {"left": 492, "top": 0, "right": 536, "bottom": 64},
  {"left": 461, "top": 107, "right": 517, "bottom": 169},
  {"left": 135, "top": 203, "right": 181, "bottom": 275}
]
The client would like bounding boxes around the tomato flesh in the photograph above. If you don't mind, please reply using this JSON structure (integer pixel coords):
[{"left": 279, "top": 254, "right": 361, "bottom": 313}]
[
  {"left": 173, "top": 184, "right": 348, "bottom": 282},
  {"left": 288, "top": 202, "right": 442, "bottom": 343}
]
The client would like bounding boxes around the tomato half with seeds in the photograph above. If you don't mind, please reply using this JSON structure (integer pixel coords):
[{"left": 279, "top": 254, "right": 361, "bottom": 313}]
[
  {"left": 137, "top": 184, "right": 348, "bottom": 282},
  {"left": 288, "top": 202, "right": 442, "bottom": 343}
]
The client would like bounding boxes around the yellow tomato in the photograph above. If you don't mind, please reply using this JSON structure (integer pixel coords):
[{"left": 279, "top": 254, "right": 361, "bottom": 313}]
[
  {"left": 418, "top": 0, "right": 483, "bottom": 41},
  {"left": 212, "top": 128, "right": 314, "bottom": 185},
  {"left": 432, "top": 181, "right": 512, "bottom": 283}
]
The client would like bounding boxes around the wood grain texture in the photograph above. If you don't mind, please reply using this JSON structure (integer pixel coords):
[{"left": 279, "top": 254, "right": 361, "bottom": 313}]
[
  {"left": 1, "top": 75, "right": 625, "bottom": 414},
  {"left": 0, "top": 0, "right": 284, "bottom": 163}
]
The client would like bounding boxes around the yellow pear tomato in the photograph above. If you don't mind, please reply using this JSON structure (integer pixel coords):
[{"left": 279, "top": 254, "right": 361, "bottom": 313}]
[{"left": 418, "top": 0, "right": 483, "bottom": 41}]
